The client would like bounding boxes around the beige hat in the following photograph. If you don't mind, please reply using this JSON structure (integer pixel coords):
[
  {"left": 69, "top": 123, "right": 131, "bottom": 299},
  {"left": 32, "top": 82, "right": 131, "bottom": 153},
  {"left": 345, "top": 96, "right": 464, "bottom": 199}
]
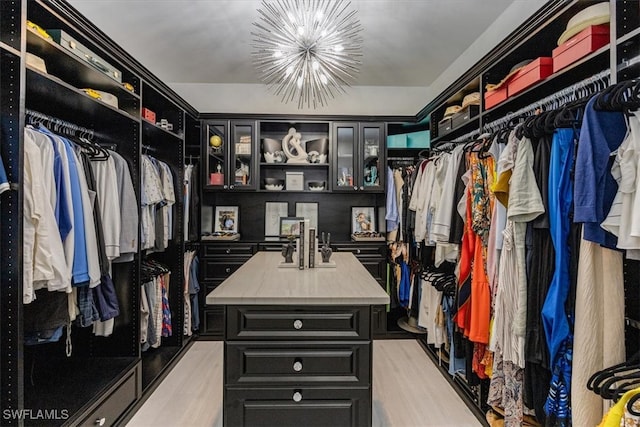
[
  {"left": 557, "top": 2, "right": 610, "bottom": 46},
  {"left": 462, "top": 92, "right": 480, "bottom": 108},
  {"left": 444, "top": 105, "right": 462, "bottom": 118},
  {"left": 485, "top": 59, "right": 533, "bottom": 91}
]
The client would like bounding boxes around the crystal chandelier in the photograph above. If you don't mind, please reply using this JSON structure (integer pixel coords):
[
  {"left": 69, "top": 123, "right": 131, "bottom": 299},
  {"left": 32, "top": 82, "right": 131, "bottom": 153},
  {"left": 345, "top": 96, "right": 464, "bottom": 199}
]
[{"left": 251, "top": 0, "right": 363, "bottom": 109}]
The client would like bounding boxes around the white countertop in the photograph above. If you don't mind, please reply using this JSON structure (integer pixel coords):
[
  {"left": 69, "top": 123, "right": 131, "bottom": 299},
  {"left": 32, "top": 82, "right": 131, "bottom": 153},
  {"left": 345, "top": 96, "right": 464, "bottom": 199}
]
[{"left": 206, "top": 251, "right": 390, "bottom": 305}]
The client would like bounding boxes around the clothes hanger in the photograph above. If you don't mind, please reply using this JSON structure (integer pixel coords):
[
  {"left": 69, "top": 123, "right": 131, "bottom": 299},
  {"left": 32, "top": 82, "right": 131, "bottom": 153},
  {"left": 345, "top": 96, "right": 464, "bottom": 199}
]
[{"left": 587, "top": 349, "right": 640, "bottom": 392}]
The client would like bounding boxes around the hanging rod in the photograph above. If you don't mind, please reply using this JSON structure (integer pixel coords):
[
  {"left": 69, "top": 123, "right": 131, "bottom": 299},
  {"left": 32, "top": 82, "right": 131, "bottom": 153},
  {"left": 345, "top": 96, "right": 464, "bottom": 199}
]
[
  {"left": 482, "top": 69, "right": 611, "bottom": 133},
  {"left": 25, "top": 109, "right": 94, "bottom": 140},
  {"left": 452, "top": 128, "right": 483, "bottom": 143}
]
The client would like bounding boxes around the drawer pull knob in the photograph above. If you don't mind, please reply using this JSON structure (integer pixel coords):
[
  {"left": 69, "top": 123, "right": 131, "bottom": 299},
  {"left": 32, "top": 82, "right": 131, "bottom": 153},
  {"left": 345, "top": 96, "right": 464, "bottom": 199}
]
[
  {"left": 293, "top": 319, "right": 303, "bottom": 330},
  {"left": 293, "top": 361, "right": 303, "bottom": 372},
  {"left": 226, "top": 249, "right": 231, "bottom": 254},
  {"left": 225, "top": 267, "right": 231, "bottom": 273},
  {"left": 356, "top": 249, "right": 361, "bottom": 254},
  {"left": 95, "top": 418, "right": 106, "bottom": 426},
  {"left": 293, "top": 391, "right": 303, "bottom": 402}
]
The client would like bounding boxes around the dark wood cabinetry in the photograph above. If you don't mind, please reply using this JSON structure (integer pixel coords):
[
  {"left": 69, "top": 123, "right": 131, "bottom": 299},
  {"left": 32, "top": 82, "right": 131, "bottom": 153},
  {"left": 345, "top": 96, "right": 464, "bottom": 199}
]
[
  {"left": 1, "top": 1, "right": 198, "bottom": 425},
  {"left": 223, "top": 305, "right": 373, "bottom": 427},
  {"left": 199, "top": 243, "right": 258, "bottom": 338}
]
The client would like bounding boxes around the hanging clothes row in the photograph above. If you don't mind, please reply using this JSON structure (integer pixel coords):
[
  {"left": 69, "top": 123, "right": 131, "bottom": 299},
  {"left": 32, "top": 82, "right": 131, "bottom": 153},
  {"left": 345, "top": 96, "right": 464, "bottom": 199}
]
[
  {"left": 22, "top": 111, "right": 138, "bottom": 350},
  {"left": 183, "top": 160, "right": 200, "bottom": 242},
  {"left": 183, "top": 249, "right": 200, "bottom": 335},
  {"left": 140, "top": 259, "right": 172, "bottom": 351},
  {"left": 141, "top": 152, "right": 176, "bottom": 253},
  {"left": 406, "top": 76, "right": 639, "bottom": 427}
]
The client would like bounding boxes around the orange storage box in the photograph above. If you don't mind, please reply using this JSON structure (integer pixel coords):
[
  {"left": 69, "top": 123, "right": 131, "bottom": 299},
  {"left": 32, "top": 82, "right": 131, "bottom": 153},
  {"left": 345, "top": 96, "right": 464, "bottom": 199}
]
[
  {"left": 508, "top": 57, "right": 554, "bottom": 96},
  {"left": 484, "top": 86, "right": 508, "bottom": 110},
  {"left": 552, "top": 24, "right": 610, "bottom": 72},
  {"left": 142, "top": 107, "right": 156, "bottom": 123}
]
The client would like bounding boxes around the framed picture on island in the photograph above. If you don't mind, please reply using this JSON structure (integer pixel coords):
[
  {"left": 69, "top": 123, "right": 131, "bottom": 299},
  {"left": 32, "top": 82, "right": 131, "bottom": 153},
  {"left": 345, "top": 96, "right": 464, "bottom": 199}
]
[
  {"left": 351, "top": 206, "right": 376, "bottom": 234},
  {"left": 214, "top": 205, "right": 239, "bottom": 233},
  {"left": 280, "top": 217, "right": 303, "bottom": 237}
]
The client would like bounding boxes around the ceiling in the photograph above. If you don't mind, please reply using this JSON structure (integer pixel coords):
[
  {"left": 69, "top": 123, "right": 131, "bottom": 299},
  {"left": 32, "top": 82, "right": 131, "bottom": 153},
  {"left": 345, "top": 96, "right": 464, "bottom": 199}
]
[{"left": 67, "top": 0, "right": 545, "bottom": 116}]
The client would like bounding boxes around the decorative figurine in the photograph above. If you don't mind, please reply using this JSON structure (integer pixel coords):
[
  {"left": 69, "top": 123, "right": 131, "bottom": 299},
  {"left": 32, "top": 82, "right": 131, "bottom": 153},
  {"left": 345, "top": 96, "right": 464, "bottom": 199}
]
[
  {"left": 321, "top": 232, "right": 332, "bottom": 263},
  {"left": 282, "top": 127, "right": 308, "bottom": 163},
  {"left": 281, "top": 236, "right": 295, "bottom": 263}
]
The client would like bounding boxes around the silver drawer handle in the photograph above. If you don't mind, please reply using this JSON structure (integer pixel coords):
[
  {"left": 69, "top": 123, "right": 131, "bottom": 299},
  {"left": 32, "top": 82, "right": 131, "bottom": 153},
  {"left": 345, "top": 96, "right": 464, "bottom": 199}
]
[
  {"left": 293, "top": 361, "right": 303, "bottom": 372},
  {"left": 293, "top": 391, "right": 303, "bottom": 402},
  {"left": 226, "top": 249, "right": 231, "bottom": 254},
  {"left": 225, "top": 267, "right": 231, "bottom": 273},
  {"left": 95, "top": 418, "right": 106, "bottom": 426},
  {"left": 293, "top": 319, "right": 303, "bottom": 330}
]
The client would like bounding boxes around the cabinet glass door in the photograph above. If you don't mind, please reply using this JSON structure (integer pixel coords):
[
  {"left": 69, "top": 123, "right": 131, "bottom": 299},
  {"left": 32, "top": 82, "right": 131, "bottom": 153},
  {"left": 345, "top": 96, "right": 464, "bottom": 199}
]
[
  {"left": 360, "top": 124, "right": 384, "bottom": 191},
  {"left": 230, "top": 121, "right": 257, "bottom": 190},
  {"left": 206, "top": 121, "right": 227, "bottom": 188},
  {"left": 332, "top": 122, "right": 357, "bottom": 191}
]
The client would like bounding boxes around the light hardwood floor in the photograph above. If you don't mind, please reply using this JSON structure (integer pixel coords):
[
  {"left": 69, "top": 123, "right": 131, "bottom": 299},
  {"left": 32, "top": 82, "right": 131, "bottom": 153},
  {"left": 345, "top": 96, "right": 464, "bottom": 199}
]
[{"left": 126, "top": 339, "right": 482, "bottom": 427}]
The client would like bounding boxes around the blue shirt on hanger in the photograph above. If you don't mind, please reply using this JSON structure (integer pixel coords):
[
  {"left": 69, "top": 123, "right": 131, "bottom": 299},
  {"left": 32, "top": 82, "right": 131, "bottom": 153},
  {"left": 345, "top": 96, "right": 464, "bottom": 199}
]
[{"left": 574, "top": 96, "right": 626, "bottom": 249}]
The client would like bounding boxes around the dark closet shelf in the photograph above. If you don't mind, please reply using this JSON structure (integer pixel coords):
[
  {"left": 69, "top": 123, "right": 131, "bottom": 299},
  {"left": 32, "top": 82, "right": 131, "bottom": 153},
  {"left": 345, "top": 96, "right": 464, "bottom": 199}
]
[
  {"left": 141, "top": 345, "right": 183, "bottom": 391},
  {"left": 142, "top": 118, "right": 184, "bottom": 140},
  {"left": 25, "top": 68, "right": 140, "bottom": 129},
  {"left": 619, "top": 26, "right": 640, "bottom": 45},
  {"left": 26, "top": 28, "right": 141, "bottom": 102},
  {"left": 23, "top": 355, "right": 138, "bottom": 426},
  {"left": 483, "top": 44, "right": 611, "bottom": 121},
  {"left": 0, "top": 41, "right": 20, "bottom": 57}
]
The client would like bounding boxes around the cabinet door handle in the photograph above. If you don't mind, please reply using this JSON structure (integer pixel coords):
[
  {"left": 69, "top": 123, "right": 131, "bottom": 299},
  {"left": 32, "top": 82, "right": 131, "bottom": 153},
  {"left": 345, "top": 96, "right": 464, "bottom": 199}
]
[
  {"left": 293, "top": 360, "right": 303, "bottom": 372},
  {"left": 293, "top": 319, "right": 303, "bottom": 330},
  {"left": 225, "top": 267, "right": 231, "bottom": 273},
  {"left": 230, "top": 185, "right": 235, "bottom": 189},
  {"left": 359, "top": 186, "right": 364, "bottom": 190},
  {"left": 356, "top": 249, "right": 361, "bottom": 254},
  {"left": 353, "top": 186, "right": 358, "bottom": 191},
  {"left": 226, "top": 249, "right": 231, "bottom": 254},
  {"left": 223, "top": 185, "right": 228, "bottom": 189},
  {"left": 95, "top": 418, "right": 106, "bottom": 426},
  {"left": 293, "top": 391, "right": 303, "bottom": 402}
]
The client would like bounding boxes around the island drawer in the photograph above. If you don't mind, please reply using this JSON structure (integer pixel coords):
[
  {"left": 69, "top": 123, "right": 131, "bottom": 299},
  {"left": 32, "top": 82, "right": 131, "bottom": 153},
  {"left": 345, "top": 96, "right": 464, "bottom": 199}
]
[
  {"left": 226, "top": 306, "right": 370, "bottom": 340},
  {"left": 224, "top": 386, "right": 371, "bottom": 426},
  {"left": 225, "top": 341, "right": 370, "bottom": 386},
  {"left": 202, "top": 260, "right": 246, "bottom": 281},
  {"left": 202, "top": 243, "right": 256, "bottom": 258}
]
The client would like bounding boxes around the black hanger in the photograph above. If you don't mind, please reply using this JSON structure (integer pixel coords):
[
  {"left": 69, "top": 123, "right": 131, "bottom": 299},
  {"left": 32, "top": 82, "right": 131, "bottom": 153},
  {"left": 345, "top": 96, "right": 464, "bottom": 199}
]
[
  {"left": 587, "top": 349, "right": 640, "bottom": 392},
  {"left": 628, "top": 392, "right": 640, "bottom": 416}
]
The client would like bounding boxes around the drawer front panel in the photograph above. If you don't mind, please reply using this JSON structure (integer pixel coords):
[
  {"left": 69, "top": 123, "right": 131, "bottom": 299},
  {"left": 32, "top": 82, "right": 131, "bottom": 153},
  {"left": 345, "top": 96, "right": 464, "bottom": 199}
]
[
  {"left": 202, "top": 260, "right": 246, "bottom": 280},
  {"left": 332, "top": 244, "right": 385, "bottom": 257},
  {"left": 226, "top": 342, "right": 370, "bottom": 386},
  {"left": 203, "top": 307, "right": 225, "bottom": 337},
  {"left": 78, "top": 368, "right": 137, "bottom": 427},
  {"left": 227, "top": 306, "right": 370, "bottom": 340},
  {"left": 202, "top": 244, "right": 256, "bottom": 257},
  {"left": 225, "top": 387, "right": 370, "bottom": 427}
]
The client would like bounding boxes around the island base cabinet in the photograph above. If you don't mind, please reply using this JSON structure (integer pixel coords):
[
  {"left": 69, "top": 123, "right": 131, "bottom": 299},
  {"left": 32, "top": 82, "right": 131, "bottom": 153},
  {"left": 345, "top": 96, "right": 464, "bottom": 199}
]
[{"left": 224, "top": 387, "right": 371, "bottom": 427}]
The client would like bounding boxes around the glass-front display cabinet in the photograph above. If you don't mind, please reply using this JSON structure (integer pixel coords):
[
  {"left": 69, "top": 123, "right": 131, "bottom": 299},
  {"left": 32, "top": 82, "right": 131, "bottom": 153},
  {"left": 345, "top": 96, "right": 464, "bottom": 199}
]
[
  {"left": 205, "top": 120, "right": 258, "bottom": 190},
  {"left": 331, "top": 122, "right": 385, "bottom": 192}
]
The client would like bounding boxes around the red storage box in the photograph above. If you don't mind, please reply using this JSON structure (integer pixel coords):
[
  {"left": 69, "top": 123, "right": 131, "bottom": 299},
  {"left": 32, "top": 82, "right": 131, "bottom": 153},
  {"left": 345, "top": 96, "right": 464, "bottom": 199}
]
[
  {"left": 142, "top": 107, "right": 156, "bottom": 123},
  {"left": 552, "top": 24, "right": 610, "bottom": 72},
  {"left": 484, "top": 86, "right": 508, "bottom": 110},
  {"left": 508, "top": 57, "right": 553, "bottom": 96}
]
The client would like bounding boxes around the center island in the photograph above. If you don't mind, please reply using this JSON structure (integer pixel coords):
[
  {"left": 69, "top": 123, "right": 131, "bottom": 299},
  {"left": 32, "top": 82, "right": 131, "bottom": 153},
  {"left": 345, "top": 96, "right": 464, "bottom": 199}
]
[{"left": 206, "top": 251, "right": 390, "bottom": 426}]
